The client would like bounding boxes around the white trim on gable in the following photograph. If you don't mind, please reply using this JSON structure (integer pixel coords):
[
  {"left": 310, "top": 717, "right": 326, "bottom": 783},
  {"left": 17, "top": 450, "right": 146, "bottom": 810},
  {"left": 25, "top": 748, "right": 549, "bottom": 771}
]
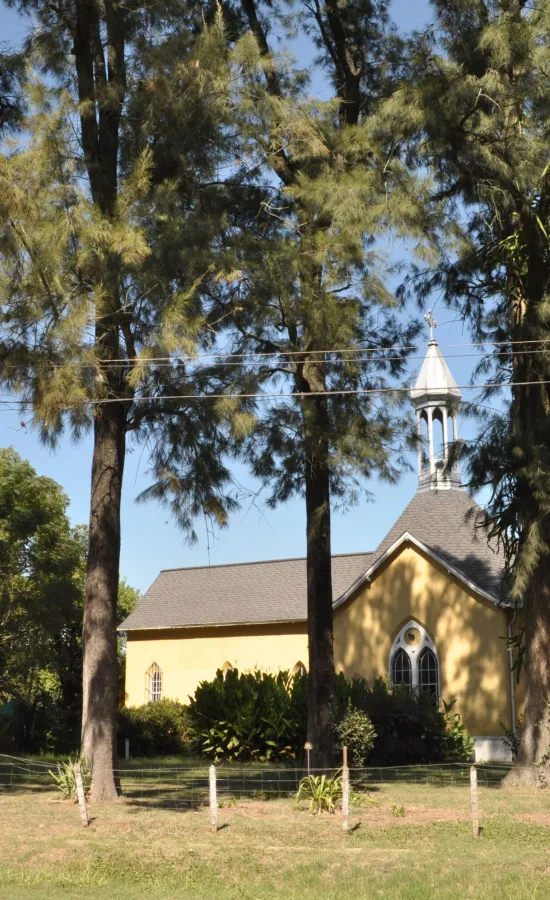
[{"left": 333, "top": 531, "right": 503, "bottom": 610}]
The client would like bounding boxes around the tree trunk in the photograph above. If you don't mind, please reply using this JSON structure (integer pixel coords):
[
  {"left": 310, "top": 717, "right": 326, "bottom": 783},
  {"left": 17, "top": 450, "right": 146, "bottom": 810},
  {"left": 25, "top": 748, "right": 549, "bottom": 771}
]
[
  {"left": 302, "top": 376, "right": 335, "bottom": 770},
  {"left": 81, "top": 401, "right": 126, "bottom": 800},
  {"left": 505, "top": 551, "right": 550, "bottom": 786}
]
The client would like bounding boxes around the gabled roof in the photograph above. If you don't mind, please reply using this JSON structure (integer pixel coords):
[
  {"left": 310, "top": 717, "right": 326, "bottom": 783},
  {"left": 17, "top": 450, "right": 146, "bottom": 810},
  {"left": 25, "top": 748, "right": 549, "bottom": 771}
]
[
  {"left": 121, "top": 488, "right": 511, "bottom": 633},
  {"left": 120, "top": 552, "right": 373, "bottom": 631},
  {"left": 364, "top": 488, "right": 509, "bottom": 606}
]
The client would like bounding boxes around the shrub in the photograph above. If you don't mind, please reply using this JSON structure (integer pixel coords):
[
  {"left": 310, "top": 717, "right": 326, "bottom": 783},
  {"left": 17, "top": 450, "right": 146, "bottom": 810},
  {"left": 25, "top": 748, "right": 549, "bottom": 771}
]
[
  {"left": 49, "top": 755, "right": 91, "bottom": 801},
  {"left": 188, "top": 668, "right": 307, "bottom": 762},
  {"left": 186, "top": 668, "right": 471, "bottom": 766},
  {"left": 334, "top": 702, "right": 376, "bottom": 767},
  {"left": 334, "top": 674, "right": 471, "bottom": 766},
  {"left": 443, "top": 700, "right": 474, "bottom": 761},
  {"left": 295, "top": 773, "right": 342, "bottom": 814},
  {"left": 118, "top": 699, "right": 191, "bottom": 757},
  {"left": 501, "top": 716, "right": 523, "bottom": 759}
]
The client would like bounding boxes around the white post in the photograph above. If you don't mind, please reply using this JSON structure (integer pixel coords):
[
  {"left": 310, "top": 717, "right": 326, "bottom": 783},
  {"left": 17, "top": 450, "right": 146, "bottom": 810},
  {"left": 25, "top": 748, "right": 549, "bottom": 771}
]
[
  {"left": 470, "top": 765, "right": 480, "bottom": 838},
  {"left": 74, "top": 764, "right": 89, "bottom": 828},
  {"left": 342, "top": 746, "right": 350, "bottom": 834},
  {"left": 427, "top": 407, "right": 435, "bottom": 474},
  {"left": 209, "top": 765, "right": 217, "bottom": 832},
  {"left": 124, "top": 738, "right": 130, "bottom": 760},
  {"left": 442, "top": 406, "right": 449, "bottom": 459}
]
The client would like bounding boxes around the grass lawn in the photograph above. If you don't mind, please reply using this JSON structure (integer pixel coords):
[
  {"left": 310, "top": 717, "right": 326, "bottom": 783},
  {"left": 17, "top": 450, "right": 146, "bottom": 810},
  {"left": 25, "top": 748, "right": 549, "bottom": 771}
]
[{"left": 2, "top": 770, "right": 550, "bottom": 899}]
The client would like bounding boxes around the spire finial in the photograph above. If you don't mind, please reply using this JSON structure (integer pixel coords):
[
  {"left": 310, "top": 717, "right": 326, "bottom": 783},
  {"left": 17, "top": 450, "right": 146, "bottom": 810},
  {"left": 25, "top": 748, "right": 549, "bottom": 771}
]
[{"left": 424, "top": 309, "right": 438, "bottom": 341}]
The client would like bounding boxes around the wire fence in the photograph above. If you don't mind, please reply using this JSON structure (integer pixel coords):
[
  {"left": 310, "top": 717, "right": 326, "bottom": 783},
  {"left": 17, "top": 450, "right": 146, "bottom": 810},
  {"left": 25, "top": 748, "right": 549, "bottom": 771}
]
[{"left": 0, "top": 755, "right": 521, "bottom": 811}]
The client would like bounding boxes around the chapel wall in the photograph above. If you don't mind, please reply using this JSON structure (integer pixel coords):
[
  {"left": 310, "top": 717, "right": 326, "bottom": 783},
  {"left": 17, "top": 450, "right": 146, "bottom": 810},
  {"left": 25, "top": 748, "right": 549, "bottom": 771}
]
[
  {"left": 124, "top": 622, "right": 308, "bottom": 707},
  {"left": 333, "top": 544, "right": 513, "bottom": 737}
]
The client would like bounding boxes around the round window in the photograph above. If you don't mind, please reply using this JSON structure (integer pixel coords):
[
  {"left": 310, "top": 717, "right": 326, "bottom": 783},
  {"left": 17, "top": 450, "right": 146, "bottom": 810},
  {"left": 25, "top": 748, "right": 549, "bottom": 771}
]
[{"left": 404, "top": 627, "right": 421, "bottom": 647}]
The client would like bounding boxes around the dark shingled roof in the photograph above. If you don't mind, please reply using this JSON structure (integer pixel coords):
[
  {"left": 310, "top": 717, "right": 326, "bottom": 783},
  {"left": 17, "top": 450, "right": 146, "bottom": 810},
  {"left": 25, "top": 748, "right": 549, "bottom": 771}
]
[
  {"left": 369, "top": 489, "right": 508, "bottom": 604},
  {"left": 121, "top": 488, "right": 510, "bottom": 632},
  {"left": 121, "top": 552, "right": 373, "bottom": 630}
]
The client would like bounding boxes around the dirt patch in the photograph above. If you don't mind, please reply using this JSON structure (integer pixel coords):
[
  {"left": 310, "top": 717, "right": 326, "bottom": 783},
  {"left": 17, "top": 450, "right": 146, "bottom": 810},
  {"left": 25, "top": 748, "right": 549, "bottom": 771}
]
[{"left": 515, "top": 813, "right": 550, "bottom": 826}]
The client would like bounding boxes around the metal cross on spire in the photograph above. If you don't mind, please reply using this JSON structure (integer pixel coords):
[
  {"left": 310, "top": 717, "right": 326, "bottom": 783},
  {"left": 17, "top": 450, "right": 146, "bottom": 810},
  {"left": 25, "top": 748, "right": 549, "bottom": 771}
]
[{"left": 424, "top": 309, "right": 438, "bottom": 341}]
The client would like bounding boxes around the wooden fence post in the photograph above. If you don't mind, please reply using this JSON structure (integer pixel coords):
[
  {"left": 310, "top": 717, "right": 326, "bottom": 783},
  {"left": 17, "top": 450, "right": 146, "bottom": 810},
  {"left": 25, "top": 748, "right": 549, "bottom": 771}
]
[
  {"left": 209, "top": 765, "right": 217, "bottom": 832},
  {"left": 74, "top": 764, "right": 89, "bottom": 828},
  {"left": 342, "top": 746, "right": 350, "bottom": 834},
  {"left": 470, "top": 765, "right": 480, "bottom": 838}
]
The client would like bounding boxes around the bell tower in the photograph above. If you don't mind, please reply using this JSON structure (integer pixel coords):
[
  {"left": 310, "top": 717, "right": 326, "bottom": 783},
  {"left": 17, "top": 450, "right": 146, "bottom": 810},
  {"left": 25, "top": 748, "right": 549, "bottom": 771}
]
[{"left": 411, "top": 312, "right": 462, "bottom": 492}]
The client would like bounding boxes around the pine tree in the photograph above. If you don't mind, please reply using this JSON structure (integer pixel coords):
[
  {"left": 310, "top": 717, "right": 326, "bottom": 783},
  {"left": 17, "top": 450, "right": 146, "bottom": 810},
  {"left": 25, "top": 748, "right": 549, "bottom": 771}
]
[
  {"left": 393, "top": 0, "right": 550, "bottom": 780},
  {"left": 0, "top": 2, "right": 243, "bottom": 798},
  {"left": 214, "top": 0, "right": 439, "bottom": 766}
]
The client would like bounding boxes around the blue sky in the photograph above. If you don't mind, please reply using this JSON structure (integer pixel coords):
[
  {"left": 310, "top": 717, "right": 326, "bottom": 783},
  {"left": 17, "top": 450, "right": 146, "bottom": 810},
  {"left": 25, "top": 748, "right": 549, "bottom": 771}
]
[{"left": 0, "top": 0, "right": 487, "bottom": 595}]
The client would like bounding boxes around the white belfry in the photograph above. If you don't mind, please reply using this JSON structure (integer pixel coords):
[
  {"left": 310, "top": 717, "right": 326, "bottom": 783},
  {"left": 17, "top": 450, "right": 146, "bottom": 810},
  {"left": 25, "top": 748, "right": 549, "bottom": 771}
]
[{"left": 411, "top": 318, "right": 462, "bottom": 492}]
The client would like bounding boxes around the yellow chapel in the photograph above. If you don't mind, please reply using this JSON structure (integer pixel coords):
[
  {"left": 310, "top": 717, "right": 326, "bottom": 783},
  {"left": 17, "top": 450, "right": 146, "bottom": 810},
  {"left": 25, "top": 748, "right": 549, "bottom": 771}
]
[{"left": 121, "top": 338, "right": 520, "bottom": 762}]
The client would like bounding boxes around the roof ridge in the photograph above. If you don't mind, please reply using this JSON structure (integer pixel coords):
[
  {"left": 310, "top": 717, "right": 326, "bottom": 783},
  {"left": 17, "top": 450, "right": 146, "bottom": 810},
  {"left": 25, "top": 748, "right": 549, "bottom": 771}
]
[{"left": 159, "top": 550, "right": 373, "bottom": 575}]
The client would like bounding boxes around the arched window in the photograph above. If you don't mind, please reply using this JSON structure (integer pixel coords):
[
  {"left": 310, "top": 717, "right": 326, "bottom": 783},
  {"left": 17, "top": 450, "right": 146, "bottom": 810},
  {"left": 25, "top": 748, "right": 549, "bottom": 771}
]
[
  {"left": 418, "top": 648, "right": 439, "bottom": 699},
  {"left": 292, "top": 661, "right": 307, "bottom": 677},
  {"left": 146, "top": 663, "right": 162, "bottom": 702},
  {"left": 392, "top": 648, "right": 412, "bottom": 686},
  {"left": 389, "top": 621, "right": 439, "bottom": 703}
]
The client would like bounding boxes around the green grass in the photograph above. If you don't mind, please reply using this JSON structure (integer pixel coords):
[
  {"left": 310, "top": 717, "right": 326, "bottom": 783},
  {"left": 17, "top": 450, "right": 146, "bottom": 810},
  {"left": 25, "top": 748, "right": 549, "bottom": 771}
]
[{"left": 1, "top": 775, "right": 550, "bottom": 899}]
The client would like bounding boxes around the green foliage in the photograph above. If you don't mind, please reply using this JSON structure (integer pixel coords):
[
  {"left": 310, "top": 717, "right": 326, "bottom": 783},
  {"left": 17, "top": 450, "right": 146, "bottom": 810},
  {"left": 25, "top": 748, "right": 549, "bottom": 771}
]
[
  {"left": 334, "top": 675, "right": 468, "bottom": 766},
  {"left": 501, "top": 717, "right": 523, "bottom": 760},
  {"left": 118, "top": 700, "right": 191, "bottom": 758},
  {"left": 187, "top": 669, "right": 470, "bottom": 766},
  {"left": 188, "top": 668, "right": 307, "bottom": 762},
  {"left": 333, "top": 702, "right": 377, "bottom": 767},
  {"left": 442, "top": 700, "right": 474, "bottom": 762},
  {"left": 48, "top": 756, "right": 91, "bottom": 801},
  {"left": 295, "top": 773, "right": 343, "bottom": 815},
  {"left": 391, "top": 803, "right": 406, "bottom": 818}
]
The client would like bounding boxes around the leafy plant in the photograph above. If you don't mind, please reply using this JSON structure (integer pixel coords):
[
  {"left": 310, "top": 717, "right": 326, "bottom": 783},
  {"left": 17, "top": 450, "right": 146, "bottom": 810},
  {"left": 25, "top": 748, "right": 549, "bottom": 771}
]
[
  {"left": 335, "top": 675, "right": 456, "bottom": 766},
  {"left": 334, "top": 702, "right": 377, "bottom": 767},
  {"left": 442, "top": 700, "right": 474, "bottom": 762},
  {"left": 349, "top": 786, "right": 379, "bottom": 810},
  {"left": 49, "top": 756, "right": 91, "bottom": 801},
  {"left": 295, "top": 773, "right": 343, "bottom": 815},
  {"left": 188, "top": 668, "right": 307, "bottom": 762},
  {"left": 501, "top": 717, "right": 523, "bottom": 760},
  {"left": 391, "top": 803, "right": 405, "bottom": 818},
  {"left": 118, "top": 700, "right": 191, "bottom": 757}
]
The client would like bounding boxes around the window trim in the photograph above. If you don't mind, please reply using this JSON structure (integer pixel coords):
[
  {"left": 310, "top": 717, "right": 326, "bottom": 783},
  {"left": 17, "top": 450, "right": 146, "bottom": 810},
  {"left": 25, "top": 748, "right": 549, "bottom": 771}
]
[
  {"left": 146, "top": 662, "right": 162, "bottom": 702},
  {"left": 389, "top": 620, "right": 439, "bottom": 702}
]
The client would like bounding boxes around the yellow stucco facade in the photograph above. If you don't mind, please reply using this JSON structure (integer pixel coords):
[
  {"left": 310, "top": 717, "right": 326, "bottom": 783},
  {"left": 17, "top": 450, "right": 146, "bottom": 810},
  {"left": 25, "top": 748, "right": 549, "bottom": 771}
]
[
  {"left": 125, "top": 623, "right": 308, "bottom": 707},
  {"left": 125, "top": 541, "right": 515, "bottom": 737}
]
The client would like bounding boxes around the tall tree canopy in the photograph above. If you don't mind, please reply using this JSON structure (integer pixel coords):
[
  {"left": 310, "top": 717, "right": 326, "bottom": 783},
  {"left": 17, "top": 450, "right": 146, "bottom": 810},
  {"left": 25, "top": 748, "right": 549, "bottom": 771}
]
[
  {"left": 206, "top": 0, "right": 441, "bottom": 764},
  {"left": 0, "top": 0, "right": 244, "bottom": 797},
  {"left": 393, "top": 0, "right": 550, "bottom": 778}
]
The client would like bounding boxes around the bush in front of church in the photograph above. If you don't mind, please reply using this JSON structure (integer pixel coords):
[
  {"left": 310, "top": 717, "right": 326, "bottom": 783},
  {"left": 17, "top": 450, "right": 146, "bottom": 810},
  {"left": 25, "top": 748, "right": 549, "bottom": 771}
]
[
  {"left": 333, "top": 701, "right": 377, "bottom": 767},
  {"left": 188, "top": 667, "right": 307, "bottom": 762},
  {"left": 118, "top": 699, "right": 192, "bottom": 757},
  {"left": 186, "top": 668, "right": 473, "bottom": 765},
  {"left": 334, "top": 675, "right": 471, "bottom": 766}
]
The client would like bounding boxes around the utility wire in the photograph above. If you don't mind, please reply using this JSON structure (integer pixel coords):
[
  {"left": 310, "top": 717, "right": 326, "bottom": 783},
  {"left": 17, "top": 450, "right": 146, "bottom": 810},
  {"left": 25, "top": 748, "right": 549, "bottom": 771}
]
[
  {"left": 0, "top": 378, "right": 542, "bottom": 408},
  {"left": 2, "top": 343, "right": 550, "bottom": 372}
]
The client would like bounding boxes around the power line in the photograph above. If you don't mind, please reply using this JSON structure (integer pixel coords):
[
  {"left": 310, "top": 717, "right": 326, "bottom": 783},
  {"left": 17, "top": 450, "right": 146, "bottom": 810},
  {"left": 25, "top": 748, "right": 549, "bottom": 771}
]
[
  {"left": 3, "top": 343, "right": 550, "bottom": 372},
  {"left": 0, "top": 378, "right": 541, "bottom": 408}
]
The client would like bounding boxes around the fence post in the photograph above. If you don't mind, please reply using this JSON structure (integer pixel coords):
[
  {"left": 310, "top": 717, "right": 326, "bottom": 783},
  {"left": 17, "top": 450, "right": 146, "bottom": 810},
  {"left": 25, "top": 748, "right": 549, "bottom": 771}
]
[
  {"left": 470, "top": 765, "right": 480, "bottom": 838},
  {"left": 342, "top": 746, "right": 350, "bottom": 834},
  {"left": 209, "top": 765, "right": 217, "bottom": 832},
  {"left": 74, "top": 764, "right": 89, "bottom": 828},
  {"left": 124, "top": 738, "right": 130, "bottom": 761}
]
